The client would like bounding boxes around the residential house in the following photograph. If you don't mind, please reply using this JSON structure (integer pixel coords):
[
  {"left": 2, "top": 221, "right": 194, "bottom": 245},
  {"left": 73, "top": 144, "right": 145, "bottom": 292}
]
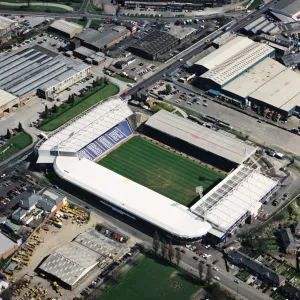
[
  {"left": 294, "top": 223, "right": 300, "bottom": 236},
  {"left": 280, "top": 228, "right": 297, "bottom": 254},
  {"left": 280, "top": 284, "right": 300, "bottom": 300},
  {"left": 227, "top": 251, "right": 286, "bottom": 286}
]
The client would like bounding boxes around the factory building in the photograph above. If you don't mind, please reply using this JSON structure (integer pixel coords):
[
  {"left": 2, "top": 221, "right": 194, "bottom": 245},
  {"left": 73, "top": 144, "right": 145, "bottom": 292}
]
[
  {"left": 0, "top": 16, "right": 18, "bottom": 44},
  {"left": 280, "top": 52, "right": 300, "bottom": 68},
  {"left": 212, "top": 31, "right": 237, "bottom": 48},
  {"left": 48, "top": 19, "right": 83, "bottom": 39},
  {"left": 0, "top": 45, "right": 90, "bottom": 102},
  {"left": 0, "top": 90, "right": 19, "bottom": 117},
  {"left": 168, "top": 26, "right": 197, "bottom": 43},
  {"left": 76, "top": 26, "right": 130, "bottom": 52},
  {"left": 128, "top": 31, "right": 179, "bottom": 60},
  {"left": 268, "top": 0, "right": 300, "bottom": 23}
]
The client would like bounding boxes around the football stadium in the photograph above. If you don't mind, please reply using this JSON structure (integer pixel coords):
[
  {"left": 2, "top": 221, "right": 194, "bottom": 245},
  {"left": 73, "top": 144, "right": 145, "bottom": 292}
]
[{"left": 37, "top": 97, "right": 281, "bottom": 243}]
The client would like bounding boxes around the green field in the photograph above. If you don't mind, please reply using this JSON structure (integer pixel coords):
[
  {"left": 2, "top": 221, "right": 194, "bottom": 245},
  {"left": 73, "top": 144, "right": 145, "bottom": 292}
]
[
  {"left": 99, "top": 256, "right": 201, "bottom": 300},
  {"left": 0, "top": 4, "right": 71, "bottom": 13},
  {"left": 98, "top": 136, "right": 225, "bottom": 206},
  {"left": 113, "top": 74, "right": 136, "bottom": 83},
  {"left": 39, "top": 83, "right": 119, "bottom": 132},
  {"left": 0, "top": 132, "right": 32, "bottom": 162}
]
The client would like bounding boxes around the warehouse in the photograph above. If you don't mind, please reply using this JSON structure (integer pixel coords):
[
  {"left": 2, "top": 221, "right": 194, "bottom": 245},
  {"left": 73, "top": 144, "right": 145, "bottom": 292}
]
[
  {"left": 143, "top": 110, "right": 256, "bottom": 170},
  {"left": 193, "top": 36, "right": 254, "bottom": 75},
  {"left": 49, "top": 19, "right": 83, "bottom": 39},
  {"left": 248, "top": 67, "right": 300, "bottom": 116},
  {"left": 0, "top": 89, "right": 19, "bottom": 117},
  {"left": 0, "top": 45, "right": 90, "bottom": 100},
  {"left": 0, "top": 16, "right": 17, "bottom": 44},
  {"left": 269, "top": 0, "right": 300, "bottom": 23},
  {"left": 88, "top": 52, "right": 106, "bottom": 65},
  {"left": 191, "top": 164, "right": 279, "bottom": 241},
  {"left": 168, "top": 26, "right": 196, "bottom": 43},
  {"left": 222, "top": 58, "right": 286, "bottom": 102},
  {"left": 198, "top": 41, "right": 274, "bottom": 91},
  {"left": 76, "top": 26, "right": 130, "bottom": 52},
  {"left": 280, "top": 52, "right": 300, "bottom": 67},
  {"left": 39, "top": 228, "right": 122, "bottom": 289},
  {"left": 212, "top": 31, "right": 237, "bottom": 48},
  {"left": 73, "top": 46, "right": 96, "bottom": 60},
  {"left": 128, "top": 31, "right": 179, "bottom": 60},
  {"left": 0, "top": 232, "right": 18, "bottom": 260}
]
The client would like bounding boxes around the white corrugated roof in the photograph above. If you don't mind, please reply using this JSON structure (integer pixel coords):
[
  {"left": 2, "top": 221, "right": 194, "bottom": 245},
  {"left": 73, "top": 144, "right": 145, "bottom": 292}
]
[
  {"left": 222, "top": 58, "right": 286, "bottom": 98},
  {"left": 54, "top": 156, "right": 212, "bottom": 239},
  {"left": 0, "top": 89, "right": 18, "bottom": 108},
  {"left": 249, "top": 67, "right": 300, "bottom": 112},
  {"left": 0, "top": 16, "right": 16, "bottom": 30},
  {"left": 145, "top": 110, "right": 256, "bottom": 165},
  {"left": 39, "top": 98, "right": 132, "bottom": 154},
  {"left": 191, "top": 165, "right": 278, "bottom": 232},
  {"left": 200, "top": 42, "right": 274, "bottom": 86},
  {"left": 0, "top": 232, "right": 16, "bottom": 256},
  {"left": 50, "top": 19, "right": 83, "bottom": 35},
  {"left": 195, "top": 36, "right": 254, "bottom": 70}
]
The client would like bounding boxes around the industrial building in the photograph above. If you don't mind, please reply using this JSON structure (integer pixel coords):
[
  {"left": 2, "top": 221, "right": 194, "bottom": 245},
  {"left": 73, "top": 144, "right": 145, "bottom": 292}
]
[
  {"left": 198, "top": 40, "right": 275, "bottom": 90},
  {"left": 212, "top": 31, "right": 237, "bottom": 48},
  {"left": 76, "top": 26, "right": 130, "bottom": 52},
  {"left": 241, "top": 16, "right": 280, "bottom": 35},
  {"left": 196, "top": 35, "right": 300, "bottom": 116},
  {"left": 49, "top": 19, "right": 83, "bottom": 39},
  {"left": 143, "top": 110, "right": 257, "bottom": 170},
  {"left": 268, "top": 0, "right": 300, "bottom": 23},
  {"left": 0, "top": 16, "right": 18, "bottom": 44},
  {"left": 128, "top": 31, "right": 179, "bottom": 60},
  {"left": 0, "top": 45, "right": 90, "bottom": 101},
  {"left": 168, "top": 26, "right": 197, "bottom": 43},
  {"left": 0, "top": 89, "right": 19, "bottom": 117},
  {"left": 39, "top": 228, "right": 122, "bottom": 289},
  {"left": 0, "top": 232, "right": 18, "bottom": 260},
  {"left": 280, "top": 51, "right": 300, "bottom": 67}
]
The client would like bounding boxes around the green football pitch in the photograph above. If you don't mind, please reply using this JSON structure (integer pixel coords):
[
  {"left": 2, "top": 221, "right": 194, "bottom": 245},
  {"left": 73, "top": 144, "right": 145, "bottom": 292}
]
[
  {"left": 98, "top": 136, "right": 225, "bottom": 207},
  {"left": 98, "top": 256, "right": 202, "bottom": 300}
]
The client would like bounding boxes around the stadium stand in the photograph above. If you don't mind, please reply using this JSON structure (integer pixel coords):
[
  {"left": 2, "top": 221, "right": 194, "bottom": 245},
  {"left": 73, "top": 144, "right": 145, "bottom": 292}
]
[{"left": 78, "top": 120, "right": 133, "bottom": 160}]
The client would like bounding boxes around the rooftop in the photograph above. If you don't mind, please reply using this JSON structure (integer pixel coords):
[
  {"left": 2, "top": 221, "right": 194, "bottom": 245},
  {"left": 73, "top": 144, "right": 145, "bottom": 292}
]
[
  {"left": 50, "top": 19, "right": 83, "bottom": 35},
  {"left": 195, "top": 36, "right": 254, "bottom": 71},
  {"left": 280, "top": 52, "right": 300, "bottom": 67},
  {"left": 73, "top": 46, "right": 96, "bottom": 57},
  {"left": 191, "top": 165, "right": 278, "bottom": 232},
  {"left": 39, "top": 98, "right": 132, "bottom": 155},
  {"left": 249, "top": 67, "right": 300, "bottom": 113},
  {"left": 0, "top": 16, "right": 16, "bottom": 30},
  {"left": 168, "top": 26, "right": 196, "bottom": 40},
  {"left": 200, "top": 42, "right": 274, "bottom": 87},
  {"left": 222, "top": 58, "right": 286, "bottom": 99},
  {"left": 145, "top": 110, "right": 257, "bottom": 165},
  {"left": 212, "top": 31, "right": 237, "bottom": 46},
  {"left": 280, "top": 228, "right": 296, "bottom": 251},
  {"left": 54, "top": 156, "right": 212, "bottom": 239},
  {"left": 0, "top": 89, "right": 18, "bottom": 108},
  {"left": 0, "top": 232, "right": 16, "bottom": 256}
]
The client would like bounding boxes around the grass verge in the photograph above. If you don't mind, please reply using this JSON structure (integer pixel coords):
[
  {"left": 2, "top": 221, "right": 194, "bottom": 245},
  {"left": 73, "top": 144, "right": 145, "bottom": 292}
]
[
  {"left": 113, "top": 74, "right": 136, "bottom": 83},
  {"left": 151, "top": 102, "right": 174, "bottom": 113},
  {"left": 39, "top": 83, "right": 119, "bottom": 132},
  {"left": 0, "top": 4, "right": 71, "bottom": 12},
  {"left": 99, "top": 256, "right": 202, "bottom": 300},
  {"left": 87, "top": 0, "right": 102, "bottom": 14},
  {"left": 0, "top": 132, "right": 32, "bottom": 162},
  {"left": 98, "top": 136, "right": 225, "bottom": 206}
]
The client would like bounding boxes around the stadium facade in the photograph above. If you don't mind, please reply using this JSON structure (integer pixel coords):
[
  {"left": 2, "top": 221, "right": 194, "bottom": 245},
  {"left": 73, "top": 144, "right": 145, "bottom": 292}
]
[
  {"left": 37, "top": 98, "right": 279, "bottom": 243},
  {"left": 194, "top": 36, "right": 300, "bottom": 117}
]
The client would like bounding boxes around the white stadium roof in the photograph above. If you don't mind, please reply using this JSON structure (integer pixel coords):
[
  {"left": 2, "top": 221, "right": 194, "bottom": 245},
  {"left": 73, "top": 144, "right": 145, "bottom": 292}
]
[
  {"left": 54, "top": 156, "right": 212, "bottom": 239},
  {"left": 191, "top": 165, "right": 278, "bottom": 233},
  {"left": 195, "top": 36, "right": 254, "bottom": 70},
  {"left": 39, "top": 98, "right": 132, "bottom": 155},
  {"left": 145, "top": 110, "right": 256, "bottom": 165},
  {"left": 200, "top": 42, "right": 274, "bottom": 87}
]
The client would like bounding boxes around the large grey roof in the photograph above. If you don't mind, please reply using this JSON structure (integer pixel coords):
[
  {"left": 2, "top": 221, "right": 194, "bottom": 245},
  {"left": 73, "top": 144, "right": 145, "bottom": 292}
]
[
  {"left": 145, "top": 110, "right": 256, "bottom": 165},
  {"left": 0, "top": 233, "right": 16, "bottom": 256}
]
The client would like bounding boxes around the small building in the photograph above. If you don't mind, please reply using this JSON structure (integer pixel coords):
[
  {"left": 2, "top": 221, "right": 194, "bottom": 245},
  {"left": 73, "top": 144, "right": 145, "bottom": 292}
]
[
  {"left": 294, "top": 223, "right": 300, "bottom": 235},
  {"left": 89, "top": 52, "right": 106, "bottom": 65},
  {"left": 11, "top": 208, "right": 28, "bottom": 223},
  {"left": 114, "top": 57, "right": 136, "bottom": 69},
  {"left": 49, "top": 19, "right": 83, "bottom": 39},
  {"left": 73, "top": 46, "right": 96, "bottom": 60},
  {"left": 168, "top": 26, "right": 197, "bottom": 43},
  {"left": 280, "top": 228, "right": 297, "bottom": 254},
  {"left": 0, "top": 16, "right": 18, "bottom": 44},
  {"left": 212, "top": 32, "right": 237, "bottom": 48},
  {"left": 20, "top": 194, "right": 39, "bottom": 211},
  {"left": 0, "top": 232, "right": 18, "bottom": 260},
  {"left": 280, "top": 52, "right": 300, "bottom": 68},
  {"left": 0, "top": 89, "right": 19, "bottom": 118},
  {"left": 228, "top": 251, "right": 286, "bottom": 286},
  {"left": 280, "top": 284, "right": 300, "bottom": 300}
]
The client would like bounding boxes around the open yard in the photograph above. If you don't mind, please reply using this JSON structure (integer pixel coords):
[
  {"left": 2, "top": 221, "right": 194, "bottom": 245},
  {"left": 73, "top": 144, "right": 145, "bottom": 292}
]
[
  {"left": 99, "top": 256, "right": 202, "bottom": 300},
  {"left": 0, "top": 132, "right": 32, "bottom": 162},
  {"left": 39, "top": 83, "right": 119, "bottom": 132},
  {"left": 98, "top": 136, "right": 225, "bottom": 206}
]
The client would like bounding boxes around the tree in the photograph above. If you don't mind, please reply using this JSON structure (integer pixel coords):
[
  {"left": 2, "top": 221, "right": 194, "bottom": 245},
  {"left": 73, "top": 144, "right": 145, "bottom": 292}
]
[
  {"left": 6, "top": 129, "right": 11, "bottom": 140},
  {"left": 175, "top": 248, "right": 181, "bottom": 266},
  {"left": 104, "top": 77, "right": 109, "bottom": 85},
  {"left": 153, "top": 231, "right": 160, "bottom": 254},
  {"left": 67, "top": 95, "right": 72, "bottom": 104},
  {"left": 160, "top": 238, "right": 167, "bottom": 258},
  {"left": 206, "top": 264, "right": 213, "bottom": 284},
  {"left": 165, "top": 84, "right": 172, "bottom": 95},
  {"left": 168, "top": 241, "right": 175, "bottom": 262},
  {"left": 27, "top": 0, "right": 31, "bottom": 7},
  {"left": 111, "top": 268, "right": 123, "bottom": 284},
  {"left": 52, "top": 104, "right": 58, "bottom": 114},
  {"left": 44, "top": 105, "right": 49, "bottom": 118},
  {"left": 198, "top": 261, "right": 204, "bottom": 281},
  {"left": 18, "top": 122, "right": 23, "bottom": 132}
]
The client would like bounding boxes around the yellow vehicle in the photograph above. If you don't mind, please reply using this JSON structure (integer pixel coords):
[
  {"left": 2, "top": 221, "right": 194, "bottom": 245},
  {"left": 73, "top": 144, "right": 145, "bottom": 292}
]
[{"left": 12, "top": 258, "right": 21, "bottom": 263}]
